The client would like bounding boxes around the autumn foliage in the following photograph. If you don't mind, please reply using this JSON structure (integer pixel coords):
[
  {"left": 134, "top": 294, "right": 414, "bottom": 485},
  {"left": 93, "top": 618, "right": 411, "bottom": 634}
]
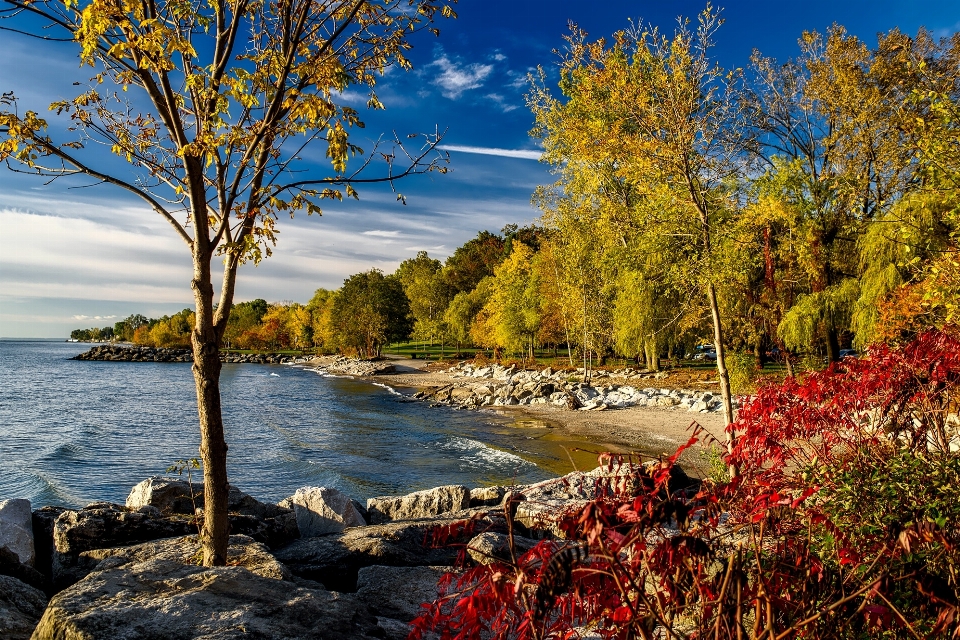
[{"left": 412, "top": 328, "right": 960, "bottom": 639}]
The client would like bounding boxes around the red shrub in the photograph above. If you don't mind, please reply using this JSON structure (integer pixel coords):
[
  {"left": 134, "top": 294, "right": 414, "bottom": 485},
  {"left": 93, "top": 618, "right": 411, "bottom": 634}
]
[{"left": 411, "top": 329, "right": 960, "bottom": 640}]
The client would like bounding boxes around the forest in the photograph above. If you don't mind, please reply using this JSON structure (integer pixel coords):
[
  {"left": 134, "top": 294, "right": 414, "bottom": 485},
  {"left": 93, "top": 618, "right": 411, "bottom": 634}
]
[{"left": 72, "top": 16, "right": 958, "bottom": 393}]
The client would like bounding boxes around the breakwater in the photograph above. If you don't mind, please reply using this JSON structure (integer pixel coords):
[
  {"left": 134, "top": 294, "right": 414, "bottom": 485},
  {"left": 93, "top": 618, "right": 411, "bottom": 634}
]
[{"left": 71, "top": 344, "right": 297, "bottom": 364}]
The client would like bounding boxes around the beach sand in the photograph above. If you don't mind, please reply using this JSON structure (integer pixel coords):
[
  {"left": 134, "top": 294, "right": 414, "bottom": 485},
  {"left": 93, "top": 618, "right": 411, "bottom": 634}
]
[{"left": 372, "top": 356, "right": 729, "bottom": 477}]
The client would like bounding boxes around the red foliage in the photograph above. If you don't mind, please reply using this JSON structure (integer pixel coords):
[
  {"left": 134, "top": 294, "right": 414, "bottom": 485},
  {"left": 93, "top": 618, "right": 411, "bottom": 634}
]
[{"left": 411, "top": 329, "right": 960, "bottom": 640}]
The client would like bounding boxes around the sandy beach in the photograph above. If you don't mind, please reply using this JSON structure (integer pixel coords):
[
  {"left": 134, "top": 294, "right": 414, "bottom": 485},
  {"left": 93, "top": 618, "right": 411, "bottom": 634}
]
[{"left": 369, "top": 356, "right": 729, "bottom": 477}]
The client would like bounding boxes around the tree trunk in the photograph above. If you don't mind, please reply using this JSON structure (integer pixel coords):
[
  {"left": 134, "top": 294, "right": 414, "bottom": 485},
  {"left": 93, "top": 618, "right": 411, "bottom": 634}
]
[
  {"left": 824, "top": 323, "right": 840, "bottom": 363},
  {"left": 707, "top": 281, "right": 736, "bottom": 476},
  {"left": 191, "top": 264, "right": 230, "bottom": 567}
]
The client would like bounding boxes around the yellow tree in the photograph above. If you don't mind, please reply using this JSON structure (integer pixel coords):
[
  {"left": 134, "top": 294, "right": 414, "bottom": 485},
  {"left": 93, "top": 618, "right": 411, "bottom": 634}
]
[
  {"left": 0, "top": 0, "right": 453, "bottom": 565},
  {"left": 530, "top": 7, "right": 748, "bottom": 428}
]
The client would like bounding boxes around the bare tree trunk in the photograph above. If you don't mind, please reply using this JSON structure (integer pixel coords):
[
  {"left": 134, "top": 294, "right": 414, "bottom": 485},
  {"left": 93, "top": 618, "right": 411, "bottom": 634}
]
[
  {"left": 707, "top": 281, "right": 736, "bottom": 476},
  {"left": 191, "top": 258, "right": 230, "bottom": 567}
]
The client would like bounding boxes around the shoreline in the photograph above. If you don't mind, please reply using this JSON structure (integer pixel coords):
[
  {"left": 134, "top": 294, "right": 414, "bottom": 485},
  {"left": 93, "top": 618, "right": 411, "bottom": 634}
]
[{"left": 351, "top": 356, "right": 728, "bottom": 477}]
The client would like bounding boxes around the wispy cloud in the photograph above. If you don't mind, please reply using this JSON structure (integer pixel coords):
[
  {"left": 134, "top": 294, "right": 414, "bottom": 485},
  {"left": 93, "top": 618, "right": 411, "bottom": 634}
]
[
  {"left": 73, "top": 314, "right": 118, "bottom": 321},
  {"left": 485, "top": 93, "right": 519, "bottom": 113},
  {"left": 430, "top": 54, "right": 493, "bottom": 99},
  {"left": 362, "top": 229, "right": 402, "bottom": 237},
  {"left": 438, "top": 145, "right": 541, "bottom": 160}
]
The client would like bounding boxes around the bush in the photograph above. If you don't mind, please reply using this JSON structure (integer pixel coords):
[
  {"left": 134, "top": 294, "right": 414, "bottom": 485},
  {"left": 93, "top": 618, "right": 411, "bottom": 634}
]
[{"left": 412, "top": 328, "right": 960, "bottom": 639}]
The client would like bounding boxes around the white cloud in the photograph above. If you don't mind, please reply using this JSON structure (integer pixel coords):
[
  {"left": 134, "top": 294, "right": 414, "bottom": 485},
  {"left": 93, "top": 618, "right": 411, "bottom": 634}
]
[
  {"left": 430, "top": 55, "right": 493, "bottom": 99},
  {"left": 491, "top": 52, "right": 507, "bottom": 62},
  {"left": 438, "top": 145, "right": 541, "bottom": 160},
  {"left": 485, "top": 93, "right": 519, "bottom": 113},
  {"left": 73, "top": 315, "right": 118, "bottom": 321},
  {"left": 362, "top": 230, "right": 402, "bottom": 237}
]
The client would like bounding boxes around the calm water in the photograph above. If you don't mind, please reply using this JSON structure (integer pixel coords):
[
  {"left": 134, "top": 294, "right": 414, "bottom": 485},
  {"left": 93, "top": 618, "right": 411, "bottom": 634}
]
[{"left": 0, "top": 340, "right": 603, "bottom": 509}]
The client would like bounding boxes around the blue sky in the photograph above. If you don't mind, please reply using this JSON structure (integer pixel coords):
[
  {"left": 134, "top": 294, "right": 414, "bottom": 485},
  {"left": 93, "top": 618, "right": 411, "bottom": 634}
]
[{"left": 2, "top": 0, "right": 959, "bottom": 337}]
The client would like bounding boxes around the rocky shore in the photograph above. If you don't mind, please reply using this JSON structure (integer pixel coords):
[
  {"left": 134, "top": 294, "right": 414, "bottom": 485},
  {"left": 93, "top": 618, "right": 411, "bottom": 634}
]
[
  {"left": 0, "top": 463, "right": 697, "bottom": 639},
  {"left": 411, "top": 361, "right": 735, "bottom": 415},
  {"left": 72, "top": 344, "right": 302, "bottom": 364}
]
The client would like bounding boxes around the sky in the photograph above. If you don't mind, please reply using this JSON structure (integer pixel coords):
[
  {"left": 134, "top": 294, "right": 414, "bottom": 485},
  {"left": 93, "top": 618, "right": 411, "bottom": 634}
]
[{"left": 2, "top": 0, "right": 959, "bottom": 338}]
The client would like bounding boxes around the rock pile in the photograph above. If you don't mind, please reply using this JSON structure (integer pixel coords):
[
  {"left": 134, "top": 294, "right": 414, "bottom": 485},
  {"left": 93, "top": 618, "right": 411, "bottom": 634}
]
[
  {"left": 308, "top": 355, "right": 396, "bottom": 376},
  {"left": 414, "top": 361, "right": 734, "bottom": 413},
  {"left": 71, "top": 344, "right": 297, "bottom": 364},
  {"left": 9, "top": 463, "right": 687, "bottom": 639}
]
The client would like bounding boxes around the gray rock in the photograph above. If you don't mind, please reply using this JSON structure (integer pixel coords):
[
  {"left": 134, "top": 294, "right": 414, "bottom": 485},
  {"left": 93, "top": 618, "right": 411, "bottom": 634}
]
[
  {"left": 0, "top": 546, "right": 45, "bottom": 592},
  {"left": 356, "top": 565, "right": 450, "bottom": 621},
  {"left": 274, "top": 509, "right": 504, "bottom": 592},
  {"left": 0, "top": 500, "right": 34, "bottom": 566},
  {"left": 53, "top": 502, "right": 197, "bottom": 557},
  {"left": 125, "top": 476, "right": 204, "bottom": 515},
  {"left": 126, "top": 477, "right": 289, "bottom": 520},
  {"left": 466, "top": 532, "right": 540, "bottom": 565},
  {"left": 32, "top": 538, "right": 381, "bottom": 640},
  {"left": 367, "top": 485, "right": 470, "bottom": 525},
  {"left": 0, "top": 574, "right": 47, "bottom": 640},
  {"left": 285, "top": 486, "right": 367, "bottom": 536},
  {"left": 51, "top": 501, "right": 297, "bottom": 590},
  {"left": 469, "top": 486, "right": 506, "bottom": 507},
  {"left": 78, "top": 534, "right": 290, "bottom": 581}
]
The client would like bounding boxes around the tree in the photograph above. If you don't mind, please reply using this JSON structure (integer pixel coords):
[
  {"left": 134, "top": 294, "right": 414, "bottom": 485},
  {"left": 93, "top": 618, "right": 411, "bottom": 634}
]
[
  {"left": 476, "top": 242, "right": 541, "bottom": 359},
  {"left": 396, "top": 250, "right": 451, "bottom": 349},
  {"left": 332, "top": 270, "right": 410, "bottom": 357},
  {"left": 530, "top": 8, "right": 748, "bottom": 426},
  {"left": 307, "top": 288, "right": 336, "bottom": 350},
  {"left": 442, "top": 230, "right": 506, "bottom": 295},
  {"left": 1, "top": 0, "right": 453, "bottom": 565}
]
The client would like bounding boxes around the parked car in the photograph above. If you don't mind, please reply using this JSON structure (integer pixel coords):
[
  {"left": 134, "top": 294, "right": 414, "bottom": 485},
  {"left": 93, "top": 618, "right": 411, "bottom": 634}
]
[{"left": 693, "top": 350, "right": 717, "bottom": 361}]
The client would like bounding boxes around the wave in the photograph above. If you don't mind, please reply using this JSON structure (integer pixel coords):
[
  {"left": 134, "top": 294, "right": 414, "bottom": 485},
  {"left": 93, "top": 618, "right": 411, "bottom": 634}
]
[
  {"left": 435, "top": 436, "right": 535, "bottom": 471},
  {"left": 270, "top": 373, "right": 280, "bottom": 377},
  {"left": 42, "top": 442, "right": 87, "bottom": 462},
  {"left": 371, "top": 382, "right": 402, "bottom": 396}
]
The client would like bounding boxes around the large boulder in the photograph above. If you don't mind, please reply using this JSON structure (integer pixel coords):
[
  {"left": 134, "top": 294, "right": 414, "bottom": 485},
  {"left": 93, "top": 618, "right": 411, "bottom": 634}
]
[
  {"left": 513, "top": 463, "right": 700, "bottom": 537},
  {"left": 32, "top": 536, "right": 382, "bottom": 640},
  {"left": 49, "top": 500, "right": 298, "bottom": 591},
  {"left": 281, "top": 486, "right": 367, "bottom": 536},
  {"left": 53, "top": 502, "right": 196, "bottom": 557},
  {"left": 51, "top": 502, "right": 196, "bottom": 590},
  {"left": 126, "top": 476, "right": 291, "bottom": 521},
  {"left": 0, "top": 574, "right": 47, "bottom": 640},
  {"left": 356, "top": 564, "right": 450, "bottom": 621},
  {"left": 367, "top": 485, "right": 470, "bottom": 525},
  {"left": 77, "top": 534, "right": 290, "bottom": 581},
  {"left": 0, "top": 547, "right": 45, "bottom": 592},
  {"left": 274, "top": 508, "right": 504, "bottom": 592},
  {"left": 0, "top": 499, "right": 34, "bottom": 567}
]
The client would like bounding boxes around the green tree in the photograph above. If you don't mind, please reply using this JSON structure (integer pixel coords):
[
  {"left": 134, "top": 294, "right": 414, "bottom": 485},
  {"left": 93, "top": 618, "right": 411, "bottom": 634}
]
[
  {"left": 442, "top": 230, "right": 506, "bottom": 295},
  {"left": 332, "top": 270, "right": 410, "bottom": 357},
  {"left": 396, "top": 251, "right": 451, "bottom": 350},
  {"left": 0, "top": 0, "right": 453, "bottom": 565}
]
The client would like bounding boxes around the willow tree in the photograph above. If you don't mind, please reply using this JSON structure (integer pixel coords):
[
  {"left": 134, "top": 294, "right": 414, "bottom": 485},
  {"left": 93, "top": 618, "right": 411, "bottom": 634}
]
[
  {"left": 0, "top": 0, "right": 453, "bottom": 565},
  {"left": 530, "top": 8, "right": 748, "bottom": 431}
]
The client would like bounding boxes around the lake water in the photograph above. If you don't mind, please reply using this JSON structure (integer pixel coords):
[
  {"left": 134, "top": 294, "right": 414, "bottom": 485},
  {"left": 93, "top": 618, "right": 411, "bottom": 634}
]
[{"left": 0, "top": 340, "right": 603, "bottom": 509}]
